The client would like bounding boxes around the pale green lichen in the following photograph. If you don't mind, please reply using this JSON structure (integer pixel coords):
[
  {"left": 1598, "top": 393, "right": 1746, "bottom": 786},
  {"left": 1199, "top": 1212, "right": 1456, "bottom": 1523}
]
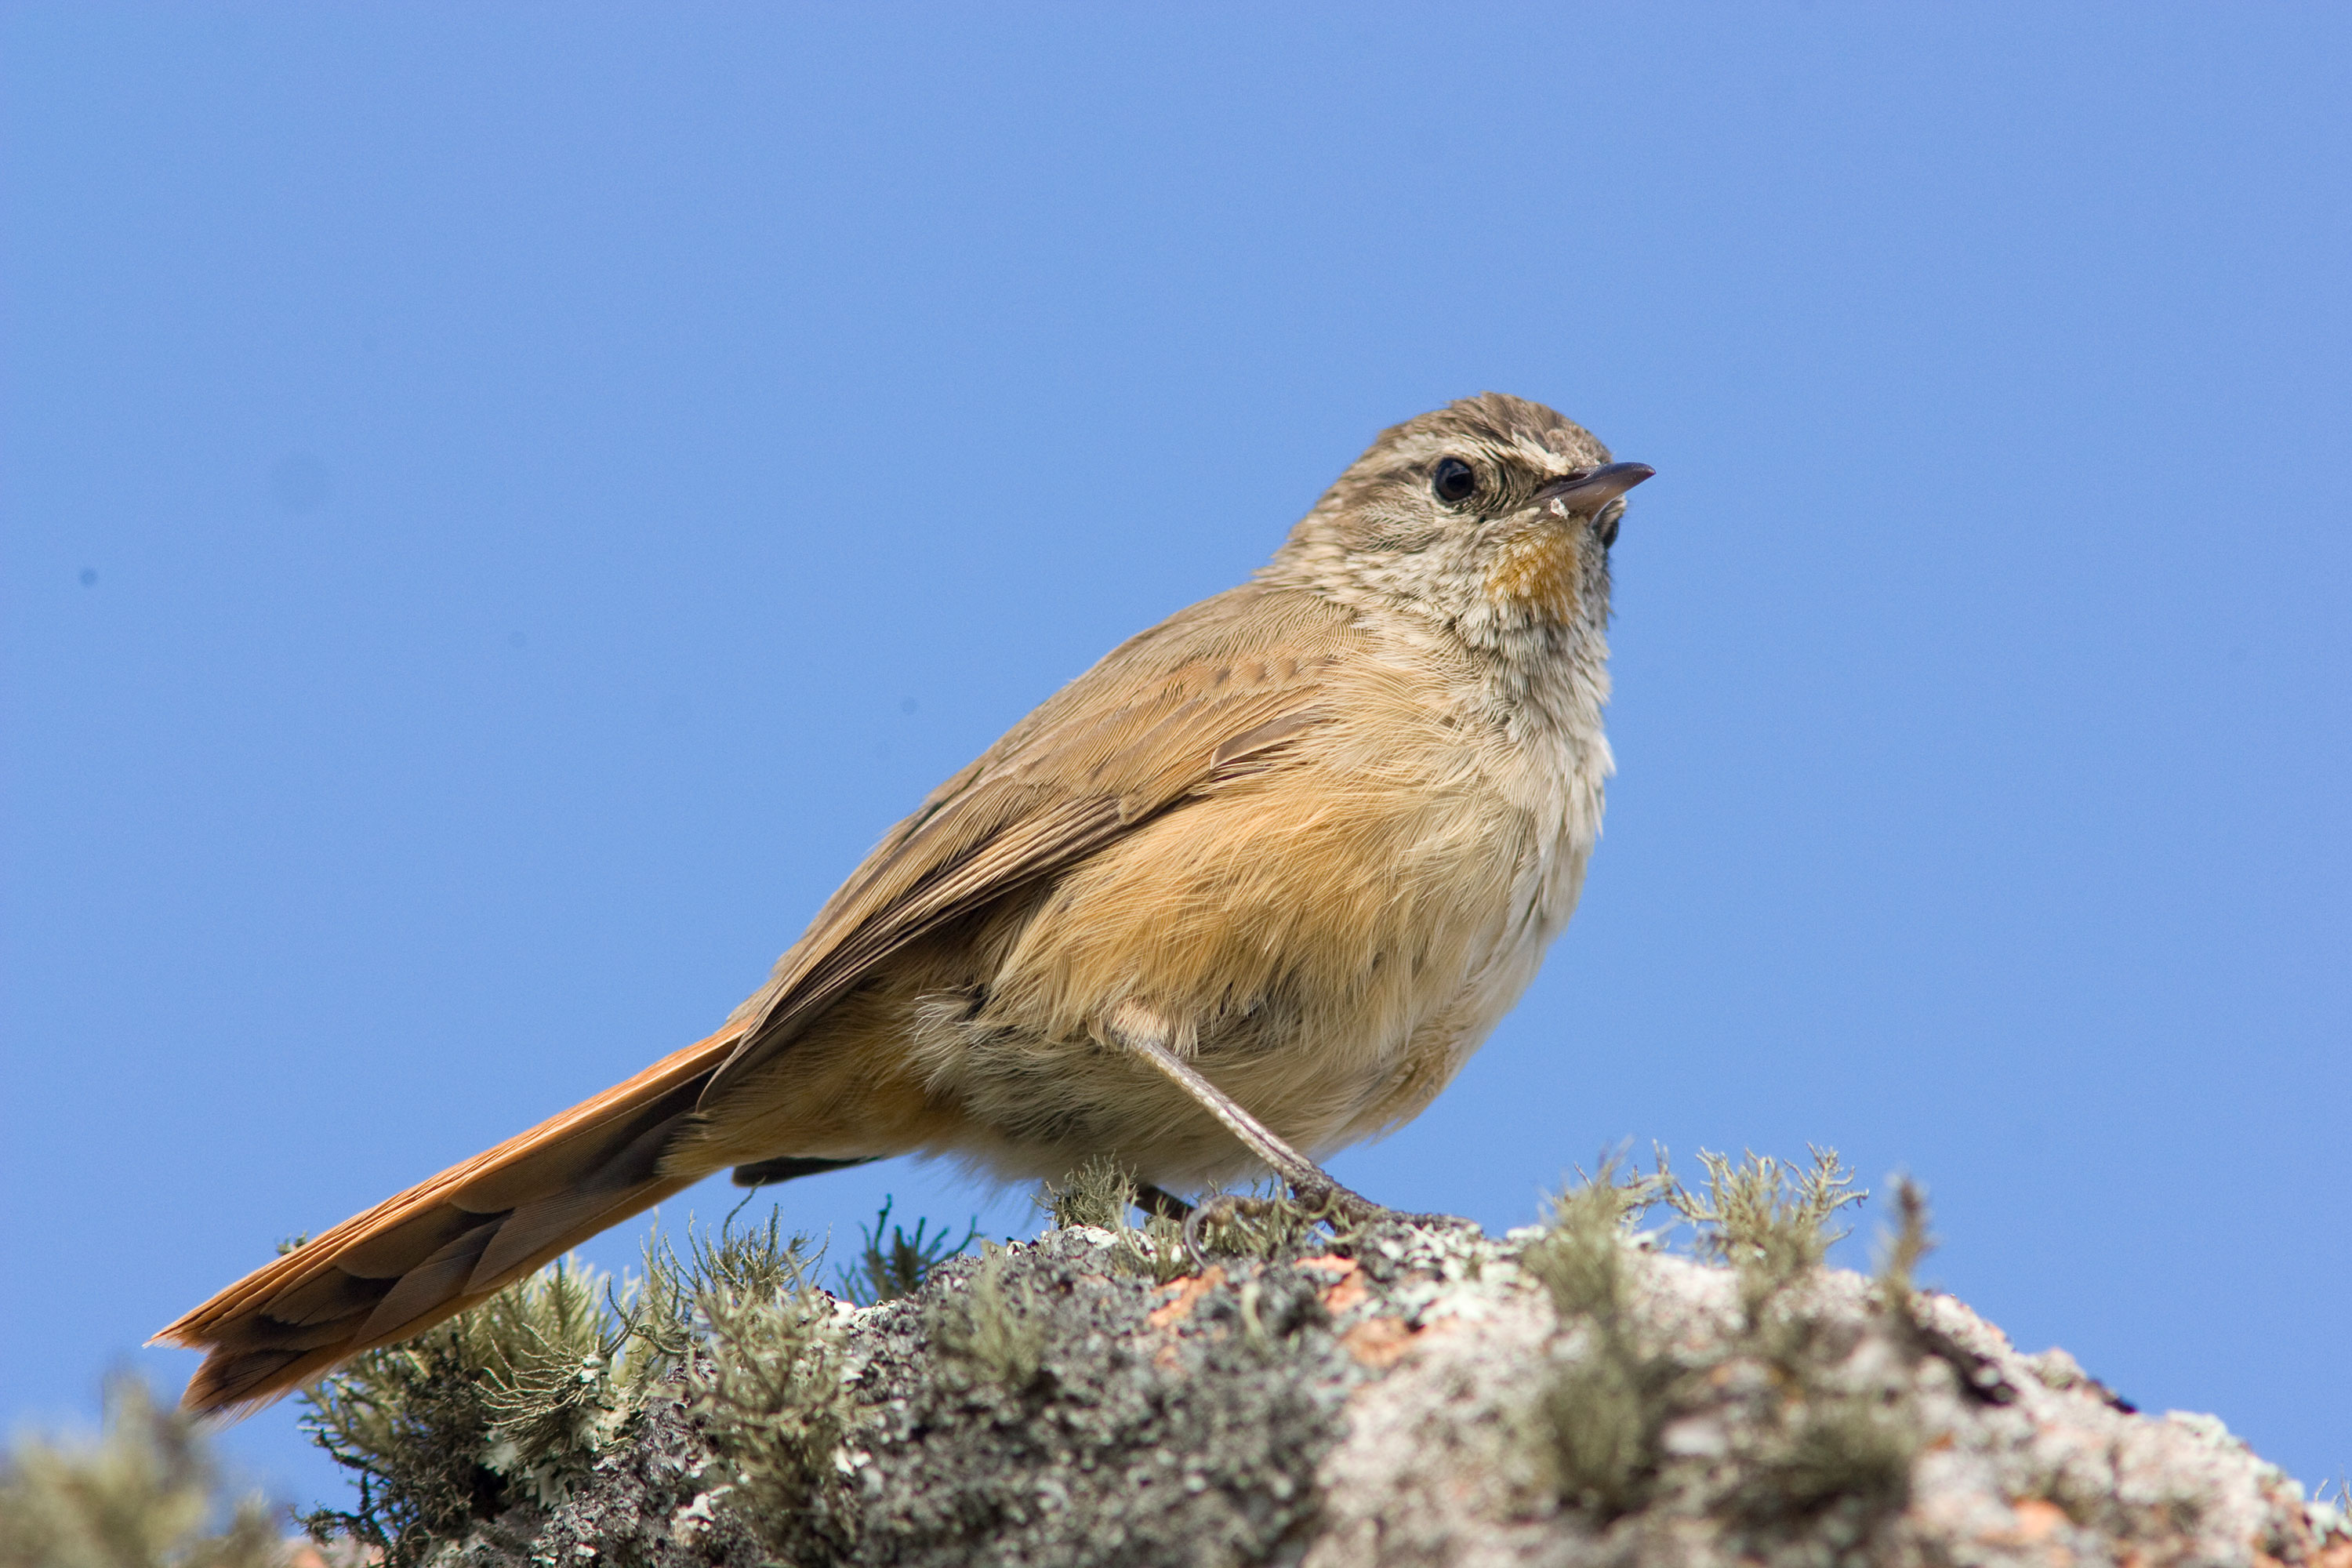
[
  {"left": 925, "top": 1243, "right": 1049, "bottom": 1392},
  {"left": 1047, "top": 1157, "right": 1367, "bottom": 1280},
  {"left": 298, "top": 1257, "right": 641, "bottom": 1558},
  {"left": 296, "top": 1212, "right": 862, "bottom": 1564},
  {"left": 1521, "top": 1152, "right": 1669, "bottom": 1322},
  {"left": 0, "top": 1377, "right": 281, "bottom": 1568},
  {"left": 1043, "top": 1154, "right": 1139, "bottom": 1232},
  {"left": 1517, "top": 1146, "right": 1924, "bottom": 1539},
  {"left": 1524, "top": 1154, "right": 1681, "bottom": 1519},
  {"left": 684, "top": 1221, "right": 860, "bottom": 1554},
  {"left": 1667, "top": 1145, "right": 1866, "bottom": 1324}
]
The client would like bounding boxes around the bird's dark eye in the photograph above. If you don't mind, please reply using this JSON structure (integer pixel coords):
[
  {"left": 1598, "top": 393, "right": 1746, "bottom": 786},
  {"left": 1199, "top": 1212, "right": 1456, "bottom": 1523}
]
[
  {"left": 1432, "top": 456, "right": 1477, "bottom": 506},
  {"left": 1595, "top": 500, "right": 1624, "bottom": 550}
]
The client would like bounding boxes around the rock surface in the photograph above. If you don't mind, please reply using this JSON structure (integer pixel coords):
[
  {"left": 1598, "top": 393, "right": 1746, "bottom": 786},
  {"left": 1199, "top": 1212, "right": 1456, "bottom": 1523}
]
[{"left": 408, "top": 1218, "right": 2346, "bottom": 1568}]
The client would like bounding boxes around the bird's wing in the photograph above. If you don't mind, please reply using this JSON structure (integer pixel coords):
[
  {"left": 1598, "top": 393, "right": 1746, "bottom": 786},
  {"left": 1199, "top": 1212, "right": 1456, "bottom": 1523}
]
[
  {"left": 155, "top": 586, "right": 1373, "bottom": 1414},
  {"left": 700, "top": 585, "right": 1361, "bottom": 1102}
]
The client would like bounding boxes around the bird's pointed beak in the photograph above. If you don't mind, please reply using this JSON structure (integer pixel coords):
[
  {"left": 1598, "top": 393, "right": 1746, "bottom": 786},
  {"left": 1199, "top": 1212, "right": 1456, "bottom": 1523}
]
[{"left": 1542, "top": 461, "right": 1656, "bottom": 516}]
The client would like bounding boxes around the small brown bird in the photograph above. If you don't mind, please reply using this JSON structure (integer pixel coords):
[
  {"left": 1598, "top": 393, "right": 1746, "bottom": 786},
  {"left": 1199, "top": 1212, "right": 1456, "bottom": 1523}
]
[{"left": 157, "top": 393, "right": 1653, "bottom": 1413}]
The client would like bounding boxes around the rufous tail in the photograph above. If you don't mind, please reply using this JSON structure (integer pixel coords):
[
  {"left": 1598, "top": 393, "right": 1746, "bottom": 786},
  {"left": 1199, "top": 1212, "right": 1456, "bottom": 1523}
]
[{"left": 153, "top": 1022, "right": 747, "bottom": 1415}]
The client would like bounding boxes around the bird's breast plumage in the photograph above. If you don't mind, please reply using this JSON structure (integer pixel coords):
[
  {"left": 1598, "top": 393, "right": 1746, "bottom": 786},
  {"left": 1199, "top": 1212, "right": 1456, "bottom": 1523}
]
[{"left": 874, "top": 598, "right": 1611, "bottom": 1185}]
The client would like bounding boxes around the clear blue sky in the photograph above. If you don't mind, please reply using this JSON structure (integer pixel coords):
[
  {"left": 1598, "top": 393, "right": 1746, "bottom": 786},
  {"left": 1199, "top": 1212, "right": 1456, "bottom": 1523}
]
[{"left": 5, "top": 3, "right": 2346, "bottom": 1511}]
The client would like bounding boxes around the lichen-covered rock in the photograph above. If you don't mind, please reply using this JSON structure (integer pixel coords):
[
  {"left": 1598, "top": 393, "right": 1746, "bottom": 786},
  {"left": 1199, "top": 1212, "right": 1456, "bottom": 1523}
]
[
  {"left": 385, "top": 1218, "right": 2347, "bottom": 1568},
  {"left": 1304, "top": 1227, "right": 2342, "bottom": 1568}
]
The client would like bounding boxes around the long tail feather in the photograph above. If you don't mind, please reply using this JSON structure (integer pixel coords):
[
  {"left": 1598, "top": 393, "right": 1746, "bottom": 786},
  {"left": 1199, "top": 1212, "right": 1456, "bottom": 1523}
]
[{"left": 153, "top": 1022, "right": 746, "bottom": 1414}]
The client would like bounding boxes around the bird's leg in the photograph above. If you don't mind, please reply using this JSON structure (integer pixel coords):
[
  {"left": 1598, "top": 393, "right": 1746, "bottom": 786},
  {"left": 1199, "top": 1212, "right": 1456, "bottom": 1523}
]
[
  {"left": 1112, "top": 1027, "right": 1459, "bottom": 1258},
  {"left": 1115, "top": 1027, "right": 1377, "bottom": 1211}
]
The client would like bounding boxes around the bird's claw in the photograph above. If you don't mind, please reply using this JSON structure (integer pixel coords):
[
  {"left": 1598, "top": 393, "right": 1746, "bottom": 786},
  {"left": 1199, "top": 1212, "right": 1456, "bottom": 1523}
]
[
  {"left": 1178, "top": 1175, "right": 1472, "bottom": 1267},
  {"left": 1181, "top": 1193, "right": 1278, "bottom": 1268}
]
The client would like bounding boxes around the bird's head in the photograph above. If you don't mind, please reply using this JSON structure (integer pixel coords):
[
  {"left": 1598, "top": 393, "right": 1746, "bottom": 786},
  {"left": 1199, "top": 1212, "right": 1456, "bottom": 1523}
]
[{"left": 1266, "top": 393, "right": 1653, "bottom": 652}]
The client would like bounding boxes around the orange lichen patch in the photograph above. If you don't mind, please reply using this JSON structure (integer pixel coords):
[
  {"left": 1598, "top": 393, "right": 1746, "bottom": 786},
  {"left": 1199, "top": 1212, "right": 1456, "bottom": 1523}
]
[
  {"left": 1341, "top": 1316, "right": 1416, "bottom": 1370},
  {"left": 1483, "top": 524, "right": 1581, "bottom": 619},
  {"left": 2013, "top": 1500, "right": 2069, "bottom": 1542},
  {"left": 1148, "top": 1266, "right": 1227, "bottom": 1330},
  {"left": 286, "top": 1545, "right": 376, "bottom": 1568},
  {"left": 1978, "top": 1499, "right": 2076, "bottom": 1566},
  {"left": 2310, "top": 1541, "right": 2352, "bottom": 1568},
  {"left": 1320, "top": 1268, "right": 1370, "bottom": 1316},
  {"left": 1294, "top": 1255, "right": 1353, "bottom": 1277}
]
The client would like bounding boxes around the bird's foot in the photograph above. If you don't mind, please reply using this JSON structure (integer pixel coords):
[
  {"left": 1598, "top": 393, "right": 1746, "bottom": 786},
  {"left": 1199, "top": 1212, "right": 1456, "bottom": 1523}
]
[
  {"left": 1179, "top": 1173, "right": 1472, "bottom": 1266},
  {"left": 1279, "top": 1168, "right": 1476, "bottom": 1235},
  {"left": 1181, "top": 1193, "right": 1281, "bottom": 1267}
]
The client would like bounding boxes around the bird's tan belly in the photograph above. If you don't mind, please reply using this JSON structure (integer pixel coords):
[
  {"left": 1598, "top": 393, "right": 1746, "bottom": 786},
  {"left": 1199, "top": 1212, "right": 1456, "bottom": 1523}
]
[
  {"left": 902, "top": 785, "right": 1579, "bottom": 1185},
  {"left": 686, "top": 728, "right": 1598, "bottom": 1189}
]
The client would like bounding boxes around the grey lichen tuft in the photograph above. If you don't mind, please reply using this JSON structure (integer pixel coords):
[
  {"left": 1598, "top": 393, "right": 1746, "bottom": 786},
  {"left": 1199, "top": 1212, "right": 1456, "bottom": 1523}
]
[
  {"left": 1041, "top": 1157, "right": 1194, "bottom": 1285},
  {"left": 1043, "top": 1154, "right": 1139, "bottom": 1232},
  {"left": 1539, "top": 1345, "right": 1676, "bottom": 1521},
  {"left": 1667, "top": 1145, "right": 1866, "bottom": 1323},
  {"left": 295, "top": 1213, "right": 858, "bottom": 1565},
  {"left": 298, "top": 1257, "right": 644, "bottom": 1559},
  {"left": 0, "top": 1377, "right": 281, "bottom": 1568},
  {"left": 684, "top": 1223, "right": 860, "bottom": 1553},
  {"left": 1109, "top": 1210, "right": 1197, "bottom": 1286},
  {"left": 1727, "top": 1387, "right": 1921, "bottom": 1526},
  {"left": 924, "top": 1243, "right": 1049, "bottom": 1392},
  {"left": 1872, "top": 1174, "right": 1934, "bottom": 1331},
  {"left": 1521, "top": 1152, "right": 1668, "bottom": 1322},
  {"left": 1509, "top": 1147, "right": 1926, "bottom": 1543},
  {"left": 1525, "top": 1156, "right": 1681, "bottom": 1519}
]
